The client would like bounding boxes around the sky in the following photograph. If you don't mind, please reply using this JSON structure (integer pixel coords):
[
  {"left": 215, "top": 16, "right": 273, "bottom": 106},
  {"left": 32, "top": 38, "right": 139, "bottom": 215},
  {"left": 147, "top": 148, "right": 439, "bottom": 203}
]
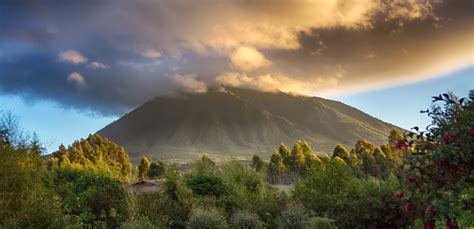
[{"left": 0, "top": 0, "right": 473, "bottom": 153}]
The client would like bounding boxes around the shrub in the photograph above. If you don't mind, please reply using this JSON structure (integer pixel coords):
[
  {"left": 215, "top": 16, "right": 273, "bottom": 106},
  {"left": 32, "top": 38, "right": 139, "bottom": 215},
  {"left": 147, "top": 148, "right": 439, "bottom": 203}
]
[
  {"left": 0, "top": 121, "right": 64, "bottom": 227},
  {"left": 186, "top": 175, "right": 229, "bottom": 197},
  {"left": 398, "top": 92, "right": 473, "bottom": 227},
  {"left": 187, "top": 207, "right": 228, "bottom": 229},
  {"left": 230, "top": 211, "right": 261, "bottom": 229},
  {"left": 120, "top": 216, "right": 154, "bottom": 229},
  {"left": 52, "top": 168, "right": 131, "bottom": 227},
  {"left": 159, "top": 165, "right": 194, "bottom": 228},
  {"left": 304, "top": 217, "right": 336, "bottom": 229},
  {"left": 281, "top": 202, "right": 308, "bottom": 229},
  {"left": 294, "top": 159, "right": 407, "bottom": 228}
]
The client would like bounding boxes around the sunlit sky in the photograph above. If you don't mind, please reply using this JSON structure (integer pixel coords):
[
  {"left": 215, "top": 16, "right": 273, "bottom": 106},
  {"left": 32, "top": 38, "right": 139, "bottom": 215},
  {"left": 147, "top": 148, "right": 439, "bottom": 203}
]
[{"left": 0, "top": 1, "right": 473, "bottom": 153}]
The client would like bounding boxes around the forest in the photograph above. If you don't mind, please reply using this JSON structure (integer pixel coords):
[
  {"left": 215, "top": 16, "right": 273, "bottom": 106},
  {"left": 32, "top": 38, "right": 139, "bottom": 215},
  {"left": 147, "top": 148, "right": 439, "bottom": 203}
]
[{"left": 0, "top": 92, "right": 472, "bottom": 229}]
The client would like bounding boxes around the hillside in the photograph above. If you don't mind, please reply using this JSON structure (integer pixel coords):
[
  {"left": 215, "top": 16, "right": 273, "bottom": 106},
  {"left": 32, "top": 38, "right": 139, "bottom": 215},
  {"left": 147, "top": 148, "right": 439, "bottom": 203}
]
[{"left": 98, "top": 87, "right": 400, "bottom": 162}]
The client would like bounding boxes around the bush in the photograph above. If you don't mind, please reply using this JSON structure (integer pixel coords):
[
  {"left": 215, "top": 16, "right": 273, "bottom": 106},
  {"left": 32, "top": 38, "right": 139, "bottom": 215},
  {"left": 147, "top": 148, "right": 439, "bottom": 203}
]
[
  {"left": 304, "top": 217, "right": 336, "bottom": 229},
  {"left": 159, "top": 165, "right": 194, "bottom": 228},
  {"left": 294, "top": 159, "right": 407, "bottom": 228},
  {"left": 52, "top": 168, "right": 131, "bottom": 227},
  {"left": 120, "top": 216, "right": 154, "bottom": 229},
  {"left": 230, "top": 211, "right": 261, "bottom": 229},
  {"left": 0, "top": 130, "right": 64, "bottom": 227},
  {"left": 187, "top": 207, "right": 228, "bottom": 229},
  {"left": 281, "top": 202, "right": 309, "bottom": 229},
  {"left": 398, "top": 92, "right": 473, "bottom": 227},
  {"left": 186, "top": 175, "right": 229, "bottom": 197}
]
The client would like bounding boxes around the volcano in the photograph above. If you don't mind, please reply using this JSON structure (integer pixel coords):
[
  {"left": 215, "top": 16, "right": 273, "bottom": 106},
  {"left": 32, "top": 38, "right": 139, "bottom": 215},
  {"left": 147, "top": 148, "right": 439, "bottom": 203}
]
[{"left": 98, "top": 88, "right": 400, "bottom": 162}]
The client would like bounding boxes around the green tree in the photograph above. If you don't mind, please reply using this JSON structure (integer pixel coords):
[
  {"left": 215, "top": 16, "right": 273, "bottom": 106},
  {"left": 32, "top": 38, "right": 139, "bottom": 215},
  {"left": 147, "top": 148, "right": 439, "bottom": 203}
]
[
  {"left": 0, "top": 112, "right": 63, "bottom": 227},
  {"left": 50, "top": 134, "right": 132, "bottom": 181},
  {"left": 147, "top": 161, "right": 165, "bottom": 179},
  {"left": 159, "top": 165, "right": 194, "bottom": 228},
  {"left": 268, "top": 151, "right": 287, "bottom": 184},
  {"left": 138, "top": 156, "right": 152, "bottom": 180},
  {"left": 251, "top": 155, "right": 266, "bottom": 173},
  {"left": 278, "top": 144, "right": 291, "bottom": 166},
  {"left": 290, "top": 142, "right": 306, "bottom": 175}
]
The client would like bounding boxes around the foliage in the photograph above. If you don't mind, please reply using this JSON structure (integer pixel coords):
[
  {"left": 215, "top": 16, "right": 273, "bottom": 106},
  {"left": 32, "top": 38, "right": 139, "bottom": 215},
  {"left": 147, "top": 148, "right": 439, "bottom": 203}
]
[
  {"left": 230, "top": 210, "right": 262, "bottom": 229},
  {"left": 186, "top": 175, "right": 229, "bottom": 197},
  {"left": 52, "top": 168, "right": 132, "bottom": 227},
  {"left": 293, "top": 159, "right": 407, "bottom": 228},
  {"left": 159, "top": 165, "right": 194, "bottom": 228},
  {"left": 50, "top": 134, "right": 132, "bottom": 181},
  {"left": 281, "top": 202, "right": 309, "bottom": 229},
  {"left": 120, "top": 216, "right": 154, "bottom": 229},
  {"left": 332, "top": 144, "right": 349, "bottom": 161},
  {"left": 397, "top": 92, "right": 474, "bottom": 227},
  {"left": 251, "top": 155, "right": 266, "bottom": 173},
  {"left": 0, "top": 112, "right": 64, "bottom": 228},
  {"left": 187, "top": 207, "right": 228, "bottom": 229},
  {"left": 148, "top": 160, "right": 165, "bottom": 179},
  {"left": 267, "top": 141, "right": 322, "bottom": 184},
  {"left": 138, "top": 156, "right": 151, "bottom": 180},
  {"left": 304, "top": 217, "right": 337, "bottom": 229}
]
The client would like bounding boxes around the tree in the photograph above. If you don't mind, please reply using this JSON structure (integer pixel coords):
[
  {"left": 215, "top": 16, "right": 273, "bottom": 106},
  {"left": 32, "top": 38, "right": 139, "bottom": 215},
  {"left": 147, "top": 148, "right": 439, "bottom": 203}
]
[
  {"left": 290, "top": 142, "right": 306, "bottom": 175},
  {"left": 49, "top": 134, "right": 132, "bottom": 181},
  {"left": 332, "top": 144, "right": 349, "bottom": 162},
  {"left": 159, "top": 165, "right": 193, "bottom": 228},
  {"left": 251, "top": 155, "right": 266, "bottom": 173},
  {"left": 193, "top": 155, "right": 216, "bottom": 176},
  {"left": 0, "top": 113, "right": 63, "bottom": 227},
  {"left": 268, "top": 150, "right": 287, "bottom": 184},
  {"left": 294, "top": 159, "right": 406, "bottom": 228},
  {"left": 52, "top": 169, "right": 132, "bottom": 227},
  {"left": 278, "top": 143, "right": 291, "bottom": 166},
  {"left": 138, "top": 156, "right": 151, "bottom": 180},
  {"left": 148, "top": 161, "right": 165, "bottom": 179}
]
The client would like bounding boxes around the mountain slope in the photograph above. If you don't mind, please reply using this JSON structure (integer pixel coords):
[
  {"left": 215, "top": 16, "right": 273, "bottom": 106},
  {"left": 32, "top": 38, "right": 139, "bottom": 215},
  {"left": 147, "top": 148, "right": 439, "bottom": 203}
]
[{"left": 98, "top": 88, "right": 400, "bottom": 162}]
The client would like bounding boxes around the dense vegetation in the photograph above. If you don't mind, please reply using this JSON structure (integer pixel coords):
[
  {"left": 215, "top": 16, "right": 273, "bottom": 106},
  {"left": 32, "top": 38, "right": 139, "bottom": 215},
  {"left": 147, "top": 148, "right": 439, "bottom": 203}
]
[{"left": 0, "top": 91, "right": 472, "bottom": 228}]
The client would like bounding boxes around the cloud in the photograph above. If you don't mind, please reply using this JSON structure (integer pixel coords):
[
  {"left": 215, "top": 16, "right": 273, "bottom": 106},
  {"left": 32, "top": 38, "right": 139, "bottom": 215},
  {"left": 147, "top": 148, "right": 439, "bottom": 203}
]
[
  {"left": 88, "top": 61, "right": 109, "bottom": 69},
  {"left": 230, "top": 46, "right": 271, "bottom": 71},
  {"left": 171, "top": 74, "right": 207, "bottom": 93},
  {"left": 58, "top": 50, "right": 87, "bottom": 65},
  {"left": 67, "top": 72, "right": 86, "bottom": 88},
  {"left": 215, "top": 72, "right": 313, "bottom": 94},
  {"left": 0, "top": 0, "right": 472, "bottom": 115},
  {"left": 141, "top": 49, "right": 162, "bottom": 59}
]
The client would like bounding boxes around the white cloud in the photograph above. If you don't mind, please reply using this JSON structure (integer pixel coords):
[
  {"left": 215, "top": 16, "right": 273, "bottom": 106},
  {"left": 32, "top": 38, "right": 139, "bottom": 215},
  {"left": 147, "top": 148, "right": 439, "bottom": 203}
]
[
  {"left": 89, "top": 61, "right": 109, "bottom": 69},
  {"left": 67, "top": 72, "right": 87, "bottom": 88},
  {"left": 172, "top": 74, "right": 207, "bottom": 93},
  {"left": 215, "top": 72, "right": 313, "bottom": 94},
  {"left": 141, "top": 49, "right": 162, "bottom": 59},
  {"left": 230, "top": 46, "right": 271, "bottom": 71},
  {"left": 58, "top": 50, "right": 88, "bottom": 65}
]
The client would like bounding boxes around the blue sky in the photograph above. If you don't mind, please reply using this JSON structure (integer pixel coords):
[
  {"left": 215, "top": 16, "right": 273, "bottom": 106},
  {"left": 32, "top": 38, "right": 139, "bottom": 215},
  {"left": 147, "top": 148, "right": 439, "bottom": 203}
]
[
  {"left": 1, "top": 66, "right": 471, "bottom": 153},
  {"left": 333, "top": 66, "right": 473, "bottom": 131}
]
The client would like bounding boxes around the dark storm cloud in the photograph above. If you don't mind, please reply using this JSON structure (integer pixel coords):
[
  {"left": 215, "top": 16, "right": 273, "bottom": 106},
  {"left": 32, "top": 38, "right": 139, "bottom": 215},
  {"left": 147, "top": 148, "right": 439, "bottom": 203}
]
[{"left": 0, "top": 0, "right": 472, "bottom": 115}]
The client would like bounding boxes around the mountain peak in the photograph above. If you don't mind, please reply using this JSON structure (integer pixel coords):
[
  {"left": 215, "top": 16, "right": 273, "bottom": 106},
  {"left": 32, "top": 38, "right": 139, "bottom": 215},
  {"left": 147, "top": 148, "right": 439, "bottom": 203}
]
[{"left": 98, "top": 89, "right": 399, "bottom": 162}]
